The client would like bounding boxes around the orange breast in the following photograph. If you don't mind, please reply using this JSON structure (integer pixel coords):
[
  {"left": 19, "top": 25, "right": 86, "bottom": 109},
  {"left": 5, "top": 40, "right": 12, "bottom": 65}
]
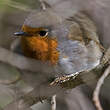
[{"left": 21, "top": 36, "right": 59, "bottom": 64}]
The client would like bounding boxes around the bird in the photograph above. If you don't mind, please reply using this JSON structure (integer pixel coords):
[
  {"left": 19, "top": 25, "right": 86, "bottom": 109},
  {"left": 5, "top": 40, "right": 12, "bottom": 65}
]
[
  {"left": 4, "top": 2, "right": 109, "bottom": 110},
  {"left": 14, "top": 7, "right": 103, "bottom": 86}
]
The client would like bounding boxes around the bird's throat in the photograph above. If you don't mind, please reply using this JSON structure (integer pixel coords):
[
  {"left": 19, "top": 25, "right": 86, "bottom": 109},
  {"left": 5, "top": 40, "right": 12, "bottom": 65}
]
[{"left": 21, "top": 36, "right": 59, "bottom": 64}]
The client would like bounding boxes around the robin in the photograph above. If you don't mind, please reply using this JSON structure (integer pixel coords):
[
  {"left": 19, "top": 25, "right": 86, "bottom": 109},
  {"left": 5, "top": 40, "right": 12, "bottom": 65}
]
[{"left": 14, "top": 9, "right": 103, "bottom": 85}]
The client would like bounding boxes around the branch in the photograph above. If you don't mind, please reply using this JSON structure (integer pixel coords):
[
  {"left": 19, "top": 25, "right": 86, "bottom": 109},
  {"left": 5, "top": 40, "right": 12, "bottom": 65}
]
[
  {"left": 3, "top": 101, "right": 32, "bottom": 110},
  {"left": 3, "top": 84, "right": 62, "bottom": 110},
  {"left": 51, "top": 95, "right": 56, "bottom": 110},
  {"left": 0, "top": 47, "right": 55, "bottom": 74},
  {"left": 93, "top": 64, "right": 110, "bottom": 110}
]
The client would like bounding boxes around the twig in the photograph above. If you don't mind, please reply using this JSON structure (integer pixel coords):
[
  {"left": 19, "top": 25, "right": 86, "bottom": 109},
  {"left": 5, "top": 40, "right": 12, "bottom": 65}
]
[
  {"left": 39, "top": 0, "right": 46, "bottom": 10},
  {"left": 93, "top": 64, "right": 110, "bottom": 110},
  {"left": 51, "top": 95, "right": 56, "bottom": 110},
  {"left": 3, "top": 85, "right": 60, "bottom": 110}
]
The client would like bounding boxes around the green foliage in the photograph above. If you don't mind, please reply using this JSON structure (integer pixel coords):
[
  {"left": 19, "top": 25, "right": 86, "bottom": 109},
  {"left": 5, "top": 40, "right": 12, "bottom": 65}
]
[{"left": 0, "top": 0, "right": 40, "bottom": 12}]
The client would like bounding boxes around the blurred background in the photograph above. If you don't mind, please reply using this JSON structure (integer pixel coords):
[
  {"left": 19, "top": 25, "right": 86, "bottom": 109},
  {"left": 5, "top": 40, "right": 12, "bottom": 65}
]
[{"left": 0, "top": 0, "right": 110, "bottom": 110}]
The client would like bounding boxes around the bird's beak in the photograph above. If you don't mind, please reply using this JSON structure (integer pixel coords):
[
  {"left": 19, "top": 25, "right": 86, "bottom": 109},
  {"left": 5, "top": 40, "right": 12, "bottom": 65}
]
[{"left": 14, "top": 31, "right": 31, "bottom": 37}]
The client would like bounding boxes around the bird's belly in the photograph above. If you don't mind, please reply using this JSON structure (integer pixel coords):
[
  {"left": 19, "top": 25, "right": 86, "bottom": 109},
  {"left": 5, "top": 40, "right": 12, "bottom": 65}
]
[{"left": 57, "top": 40, "right": 102, "bottom": 75}]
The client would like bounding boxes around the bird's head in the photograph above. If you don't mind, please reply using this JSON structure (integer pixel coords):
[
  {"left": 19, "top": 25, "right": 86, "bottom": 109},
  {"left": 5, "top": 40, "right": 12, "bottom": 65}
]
[{"left": 14, "top": 9, "right": 63, "bottom": 64}]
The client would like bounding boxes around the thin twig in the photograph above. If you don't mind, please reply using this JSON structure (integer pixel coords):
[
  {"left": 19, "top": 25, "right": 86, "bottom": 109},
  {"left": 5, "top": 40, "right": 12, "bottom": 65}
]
[
  {"left": 39, "top": 0, "right": 46, "bottom": 10},
  {"left": 51, "top": 95, "right": 56, "bottom": 110},
  {"left": 93, "top": 64, "right": 110, "bottom": 110}
]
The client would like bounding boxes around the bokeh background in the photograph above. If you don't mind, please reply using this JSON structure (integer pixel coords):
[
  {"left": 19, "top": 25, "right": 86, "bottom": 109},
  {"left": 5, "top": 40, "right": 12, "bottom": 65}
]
[{"left": 0, "top": 0, "right": 110, "bottom": 110}]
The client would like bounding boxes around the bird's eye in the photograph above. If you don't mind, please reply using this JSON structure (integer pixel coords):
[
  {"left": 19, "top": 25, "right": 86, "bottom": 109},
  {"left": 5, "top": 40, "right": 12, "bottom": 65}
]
[{"left": 39, "top": 30, "right": 48, "bottom": 37}]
